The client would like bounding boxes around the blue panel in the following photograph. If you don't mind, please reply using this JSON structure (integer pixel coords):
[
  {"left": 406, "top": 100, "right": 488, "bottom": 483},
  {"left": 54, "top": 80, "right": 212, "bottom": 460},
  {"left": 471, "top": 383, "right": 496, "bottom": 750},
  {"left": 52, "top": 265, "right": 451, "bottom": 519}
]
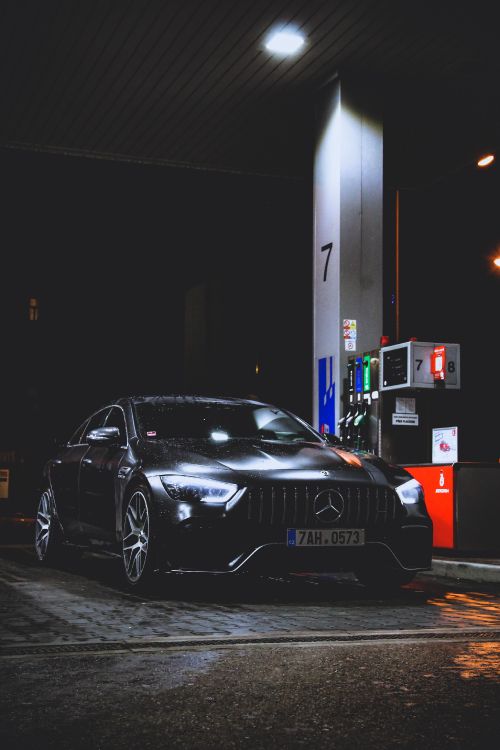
[
  {"left": 355, "top": 356, "right": 363, "bottom": 394},
  {"left": 287, "top": 529, "right": 296, "bottom": 546},
  {"left": 318, "top": 356, "right": 335, "bottom": 434}
]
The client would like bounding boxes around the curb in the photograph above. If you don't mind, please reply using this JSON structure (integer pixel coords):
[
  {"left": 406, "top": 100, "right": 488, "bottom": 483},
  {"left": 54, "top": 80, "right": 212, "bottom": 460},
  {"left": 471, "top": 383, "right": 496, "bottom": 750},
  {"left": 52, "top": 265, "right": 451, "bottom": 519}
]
[
  {"left": 419, "top": 559, "right": 500, "bottom": 584},
  {"left": 3, "top": 627, "right": 500, "bottom": 658}
]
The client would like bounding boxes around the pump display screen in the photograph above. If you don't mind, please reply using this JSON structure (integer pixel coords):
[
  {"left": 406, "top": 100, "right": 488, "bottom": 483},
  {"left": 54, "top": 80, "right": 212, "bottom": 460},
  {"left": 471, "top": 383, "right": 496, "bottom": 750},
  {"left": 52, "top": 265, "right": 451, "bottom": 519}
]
[
  {"left": 381, "top": 341, "right": 460, "bottom": 390},
  {"left": 382, "top": 347, "right": 408, "bottom": 388}
]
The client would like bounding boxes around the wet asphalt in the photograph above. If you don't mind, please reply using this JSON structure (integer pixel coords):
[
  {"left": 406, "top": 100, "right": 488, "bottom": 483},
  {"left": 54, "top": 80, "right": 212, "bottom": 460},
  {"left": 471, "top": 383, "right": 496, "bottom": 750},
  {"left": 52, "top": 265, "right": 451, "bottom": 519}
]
[
  {"left": 1, "top": 544, "right": 500, "bottom": 748},
  {"left": 2, "top": 638, "right": 500, "bottom": 749}
]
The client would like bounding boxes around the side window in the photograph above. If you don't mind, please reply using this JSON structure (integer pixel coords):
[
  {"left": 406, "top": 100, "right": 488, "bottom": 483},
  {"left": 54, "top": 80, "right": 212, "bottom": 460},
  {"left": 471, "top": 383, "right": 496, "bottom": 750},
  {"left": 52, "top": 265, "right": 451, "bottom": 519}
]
[
  {"left": 105, "top": 407, "right": 127, "bottom": 445},
  {"left": 82, "top": 409, "right": 111, "bottom": 444},
  {"left": 68, "top": 420, "right": 89, "bottom": 446}
]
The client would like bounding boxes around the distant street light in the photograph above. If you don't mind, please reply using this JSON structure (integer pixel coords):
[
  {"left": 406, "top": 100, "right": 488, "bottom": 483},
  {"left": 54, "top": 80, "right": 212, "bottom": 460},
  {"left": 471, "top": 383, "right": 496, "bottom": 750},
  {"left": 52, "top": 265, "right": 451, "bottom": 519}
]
[{"left": 477, "top": 154, "right": 495, "bottom": 168}]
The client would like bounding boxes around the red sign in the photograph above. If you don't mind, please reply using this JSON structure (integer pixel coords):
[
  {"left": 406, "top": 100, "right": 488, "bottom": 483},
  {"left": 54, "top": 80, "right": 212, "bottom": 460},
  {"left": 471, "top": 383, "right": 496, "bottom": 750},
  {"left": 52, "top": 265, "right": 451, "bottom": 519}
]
[
  {"left": 431, "top": 345, "right": 446, "bottom": 381},
  {"left": 405, "top": 464, "right": 454, "bottom": 549}
]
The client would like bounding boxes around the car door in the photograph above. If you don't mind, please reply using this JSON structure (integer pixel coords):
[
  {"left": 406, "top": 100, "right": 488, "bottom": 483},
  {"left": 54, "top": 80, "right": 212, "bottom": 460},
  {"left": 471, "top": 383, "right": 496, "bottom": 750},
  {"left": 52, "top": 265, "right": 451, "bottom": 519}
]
[
  {"left": 79, "top": 406, "right": 127, "bottom": 541},
  {"left": 49, "top": 418, "right": 90, "bottom": 539}
]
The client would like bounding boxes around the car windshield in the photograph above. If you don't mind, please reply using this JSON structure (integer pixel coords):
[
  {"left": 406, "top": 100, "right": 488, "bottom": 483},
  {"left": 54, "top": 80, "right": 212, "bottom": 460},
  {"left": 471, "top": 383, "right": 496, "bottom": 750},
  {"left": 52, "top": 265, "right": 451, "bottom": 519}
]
[{"left": 134, "top": 402, "right": 320, "bottom": 443}]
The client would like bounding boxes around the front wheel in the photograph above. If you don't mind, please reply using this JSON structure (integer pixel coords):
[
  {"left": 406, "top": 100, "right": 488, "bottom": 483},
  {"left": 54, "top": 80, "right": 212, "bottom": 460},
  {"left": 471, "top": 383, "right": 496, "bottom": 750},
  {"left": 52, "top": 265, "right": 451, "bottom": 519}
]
[
  {"left": 121, "top": 484, "right": 157, "bottom": 589},
  {"left": 35, "top": 489, "right": 63, "bottom": 563},
  {"left": 355, "top": 565, "right": 416, "bottom": 591}
]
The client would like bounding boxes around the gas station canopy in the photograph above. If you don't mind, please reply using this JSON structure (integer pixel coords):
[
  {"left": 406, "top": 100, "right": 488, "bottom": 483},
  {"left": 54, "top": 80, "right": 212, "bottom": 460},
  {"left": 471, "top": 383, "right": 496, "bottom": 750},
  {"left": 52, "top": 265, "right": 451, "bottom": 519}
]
[{"left": 1, "top": 0, "right": 498, "bottom": 177}]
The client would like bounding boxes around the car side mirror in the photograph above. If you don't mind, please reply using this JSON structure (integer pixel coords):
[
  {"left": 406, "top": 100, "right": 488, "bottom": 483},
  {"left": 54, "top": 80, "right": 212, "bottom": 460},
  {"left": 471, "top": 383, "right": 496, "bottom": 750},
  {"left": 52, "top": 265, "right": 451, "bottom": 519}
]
[
  {"left": 323, "top": 432, "right": 341, "bottom": 446},
  {"left": 87, "top": 426, "right": 122, "bottom": 446}
]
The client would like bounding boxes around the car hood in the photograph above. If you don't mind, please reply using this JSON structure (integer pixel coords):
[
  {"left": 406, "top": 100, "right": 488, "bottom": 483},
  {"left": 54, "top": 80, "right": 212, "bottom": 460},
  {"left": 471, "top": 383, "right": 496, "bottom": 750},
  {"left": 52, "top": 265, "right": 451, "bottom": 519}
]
[{"left": 139, "top": 438, "right": 384, "bottom": 484}]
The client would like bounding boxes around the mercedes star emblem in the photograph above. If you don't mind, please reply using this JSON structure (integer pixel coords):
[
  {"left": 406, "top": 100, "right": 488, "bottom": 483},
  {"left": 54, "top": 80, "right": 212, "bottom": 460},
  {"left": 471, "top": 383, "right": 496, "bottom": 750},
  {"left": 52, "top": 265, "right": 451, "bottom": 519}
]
[{"left": 313, "top": 489, "right": 345, "bottom": 524}]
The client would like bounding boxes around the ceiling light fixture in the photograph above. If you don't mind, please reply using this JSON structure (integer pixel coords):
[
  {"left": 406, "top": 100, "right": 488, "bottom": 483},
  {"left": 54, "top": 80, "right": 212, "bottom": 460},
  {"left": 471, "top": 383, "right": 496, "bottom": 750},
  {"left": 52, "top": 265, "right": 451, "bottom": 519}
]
[{"left": 265, "top": 29, "right": 305, "bottom": 56}]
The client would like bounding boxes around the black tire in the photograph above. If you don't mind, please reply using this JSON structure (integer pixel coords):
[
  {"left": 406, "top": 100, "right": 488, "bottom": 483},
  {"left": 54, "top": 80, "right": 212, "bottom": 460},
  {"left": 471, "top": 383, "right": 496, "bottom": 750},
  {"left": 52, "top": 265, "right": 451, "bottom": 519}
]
[
  {"left": 355, "top": 565, "right": 416, "bottom": 591},
  {"left": 121, "top": 482, "right": 158, "bottom": 590},
  {"left": 34, "top": 489, "right": 64, "bottom": 564}
]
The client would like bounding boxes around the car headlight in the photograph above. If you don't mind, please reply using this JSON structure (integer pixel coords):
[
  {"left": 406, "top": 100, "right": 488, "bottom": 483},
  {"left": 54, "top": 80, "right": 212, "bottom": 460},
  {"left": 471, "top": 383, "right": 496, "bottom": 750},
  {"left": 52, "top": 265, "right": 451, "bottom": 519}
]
[
  {"left": 160, "top": 475, "right": 238, "bottom": 504},
  {"left": 395, "top": 477, "right": 424, "bottom": 505}
]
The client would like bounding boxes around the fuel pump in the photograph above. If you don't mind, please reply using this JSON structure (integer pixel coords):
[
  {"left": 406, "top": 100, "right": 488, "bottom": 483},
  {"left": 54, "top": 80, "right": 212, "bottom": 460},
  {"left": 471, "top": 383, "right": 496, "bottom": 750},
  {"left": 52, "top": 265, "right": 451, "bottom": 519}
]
[
  {"left": 345, "top": 402, "right": 360, "bottom": 445},
  {"left": 379, "top": 340, "right": 461, "bottom": 464},
  {"left": 339, "top": 403, "right": 355, "bottom": 444},
  {"left": 352, "top": 353, "right": 371, "bottom": 449},
  {"left": 347, "top": 357, "right": 364, "bottom": 446},
  {"left": 339, "top": 340, "right": 461, "bottom": 460},
  {"left": 339, "top": 349, "right": 380, "bottom": 452},
  {"left": 354, "top": 400, "right": 369, "bottom": 449},
  {"left": 338, "top": 358, "right": 355, "bottom": 444},
  {"left": 337, "top": 408, "right": 349, "bottom": 443}
]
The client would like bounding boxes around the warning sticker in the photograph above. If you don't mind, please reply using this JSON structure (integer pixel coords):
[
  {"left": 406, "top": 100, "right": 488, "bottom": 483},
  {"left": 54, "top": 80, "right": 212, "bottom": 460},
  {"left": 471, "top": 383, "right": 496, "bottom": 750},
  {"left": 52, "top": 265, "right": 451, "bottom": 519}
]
[{"left": 343, "top": 319, "right": 357, "bottom": 340}]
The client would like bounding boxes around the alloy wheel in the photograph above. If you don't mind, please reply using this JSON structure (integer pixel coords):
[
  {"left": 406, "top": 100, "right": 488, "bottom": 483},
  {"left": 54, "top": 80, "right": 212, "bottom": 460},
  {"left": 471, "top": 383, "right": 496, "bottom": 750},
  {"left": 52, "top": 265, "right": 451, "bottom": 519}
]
[
  {"left": 123, "top": 490, "right": 150, "bottom": 583},
  {"left": 35, "top": 491, "right": 52, "bottom": 561}
]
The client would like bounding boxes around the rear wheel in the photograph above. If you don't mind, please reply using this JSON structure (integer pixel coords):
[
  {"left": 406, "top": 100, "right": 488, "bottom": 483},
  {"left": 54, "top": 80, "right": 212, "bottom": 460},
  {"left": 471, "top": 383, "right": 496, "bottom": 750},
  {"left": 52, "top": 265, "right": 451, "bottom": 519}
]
[
  {"left": 35, "top": 490, "right": 63, "bottom": 563},
  {"left": 122, "top": 484, "right": 157, "bottom": 589},
  {"left": 355, "top": 565, "right": 416, "bottom": 591}
]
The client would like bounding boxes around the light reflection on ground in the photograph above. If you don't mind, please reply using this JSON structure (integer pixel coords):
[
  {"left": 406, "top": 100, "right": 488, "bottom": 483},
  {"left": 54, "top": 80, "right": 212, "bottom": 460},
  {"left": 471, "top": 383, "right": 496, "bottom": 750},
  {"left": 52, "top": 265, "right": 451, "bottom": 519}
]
[
  {"left": 452, "top": 641, "right": 500, "bottom": 681},
  {"left": 427, "top": 591, "right": 500, "bottom": 627}
]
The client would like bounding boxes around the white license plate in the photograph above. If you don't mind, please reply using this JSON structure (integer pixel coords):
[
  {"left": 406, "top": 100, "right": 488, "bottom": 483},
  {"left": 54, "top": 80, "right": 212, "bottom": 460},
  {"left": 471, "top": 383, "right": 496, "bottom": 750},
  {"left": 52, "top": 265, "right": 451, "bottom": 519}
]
[{"left": 287, "top": 528, "right": 365, "bottom": 547}]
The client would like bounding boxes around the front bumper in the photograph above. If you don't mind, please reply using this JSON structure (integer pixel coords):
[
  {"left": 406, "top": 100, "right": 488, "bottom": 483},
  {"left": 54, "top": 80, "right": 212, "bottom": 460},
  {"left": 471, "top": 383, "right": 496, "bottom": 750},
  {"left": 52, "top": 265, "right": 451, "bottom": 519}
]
[
  {"left": 149, "top": 477, "right": 433, "bottom": 575},
  {"left": 161, "top": 522, "right": 432, "bottom": 574}
]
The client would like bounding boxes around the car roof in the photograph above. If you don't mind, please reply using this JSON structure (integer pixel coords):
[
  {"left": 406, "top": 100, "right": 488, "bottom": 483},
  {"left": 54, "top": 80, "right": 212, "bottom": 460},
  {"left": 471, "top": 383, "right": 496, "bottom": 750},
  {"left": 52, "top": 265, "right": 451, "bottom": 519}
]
[{"left": 119, "top": 395, "right": 269, "bottom": 408}]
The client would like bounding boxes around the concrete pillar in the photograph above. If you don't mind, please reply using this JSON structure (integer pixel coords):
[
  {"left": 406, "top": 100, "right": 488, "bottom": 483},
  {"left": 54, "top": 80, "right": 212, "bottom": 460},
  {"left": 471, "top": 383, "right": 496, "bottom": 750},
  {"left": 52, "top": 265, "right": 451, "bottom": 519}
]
[{"left": 313, "top": 77, "right": 383, "bottom": 432}]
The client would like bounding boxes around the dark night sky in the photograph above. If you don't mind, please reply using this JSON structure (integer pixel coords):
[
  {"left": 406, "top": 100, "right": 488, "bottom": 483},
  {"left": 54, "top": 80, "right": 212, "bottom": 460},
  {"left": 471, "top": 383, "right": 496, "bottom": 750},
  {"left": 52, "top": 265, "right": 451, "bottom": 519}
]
[
  {"left": 399, "top": 170, "right": 498, "bottom": 344},
  {"left": 1, "top": 147, "right": 312, "bottom": 443}
]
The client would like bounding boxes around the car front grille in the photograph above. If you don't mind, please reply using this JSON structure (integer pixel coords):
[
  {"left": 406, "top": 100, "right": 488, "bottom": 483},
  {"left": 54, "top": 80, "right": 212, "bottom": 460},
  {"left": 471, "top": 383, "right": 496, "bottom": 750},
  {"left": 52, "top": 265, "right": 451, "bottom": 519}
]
[{"left": 243, "top": 484, "right": 401, "bottom": 529}]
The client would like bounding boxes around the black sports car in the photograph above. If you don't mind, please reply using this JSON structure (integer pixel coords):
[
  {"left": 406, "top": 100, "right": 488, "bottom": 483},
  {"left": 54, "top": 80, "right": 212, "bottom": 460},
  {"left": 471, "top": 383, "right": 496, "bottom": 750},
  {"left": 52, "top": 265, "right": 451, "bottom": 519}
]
[{"left": 35, "top": 396, "right": 432, "bottom": 589}]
